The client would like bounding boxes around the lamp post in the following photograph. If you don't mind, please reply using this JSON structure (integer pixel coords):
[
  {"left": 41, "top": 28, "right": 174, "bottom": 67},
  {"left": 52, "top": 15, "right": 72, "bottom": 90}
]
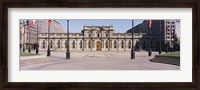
[
  {"left": 165, "top": 20, "right": 168, "bottom": 53},
  {"left": 148, "top": 20, "right": 152, "bottom": 56},
  {"left": 159, "top": 20, "right": 162, "bottom": 54},
  {"left": 90, "top": 29, "right": 92, "bottom": 51},
  {"left": 66, "top": 20, "right": 70, "bottom": 59},
  {"left": 100, "top": 27, "right": 103, "bottom": 51},
  {"left": 117, "top": 31, "right": 119, "bottom": 51},
  {"left": 47, "top": 20, "right": 51, "bottom": 56},
  {"left": 23, "top": 22, "right": 26, "bottom": 52},
  {"left": 108, "top": 30, "right": 110, "bottom": 51},
  {"left": 131, "top": 20, "right": 135, "bottom": 59},
  {"left": 82, "top": 28, "right": 84, "bottom": 51},
  {"left": 36, "top": 20, "right": 39, "bottom": 54}
]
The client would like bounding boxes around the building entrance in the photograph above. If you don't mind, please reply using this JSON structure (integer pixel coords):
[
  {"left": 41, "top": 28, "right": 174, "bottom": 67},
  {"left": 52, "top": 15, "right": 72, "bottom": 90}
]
[{"left": 96, "top": 41, "right": 101, "bottom": 51}]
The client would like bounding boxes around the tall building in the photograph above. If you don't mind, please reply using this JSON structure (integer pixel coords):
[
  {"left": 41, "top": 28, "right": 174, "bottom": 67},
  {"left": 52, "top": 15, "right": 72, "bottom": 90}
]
[
  {"left": 19, "top": 20, "right": 65, "bottom": 51},
  {"left": 127, "top": 20, "right": 180, "bottom": 51},
  {"left": 35, "top": 20, "right": 65, "bottom": 33}
]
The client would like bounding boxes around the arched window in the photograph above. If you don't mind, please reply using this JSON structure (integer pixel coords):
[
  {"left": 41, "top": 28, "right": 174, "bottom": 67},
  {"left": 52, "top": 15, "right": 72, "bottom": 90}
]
[
  {"left": 121, "top": 40, "right": 124, "bottom": 49},
  {"left": 50, "top": 40, "right": 53, "bottom": 48},
  {"left": 128, "top": 40, "right": 131, "bottom": 49},
  {"left": 57, "top": 40, "right": 60, "bottom": 48},
  {"left": 97, "top": 33, "right": 100, "bottom": 37},
  {"left": 42, "top": 40, "right": 45, "bottom": 49},
  {"left": 88, "top": 40, "right": 91, "bottom": 48},
  {"left": 65, "top": 40, "right": 68, "bottom": 48},
  {"left": 80, "top": 40, "right": 83, "bottom": 48},
  {"left": 114, "top": 40, "right": 117, "bottom": 48},
  {"left": 72, "top": 40, "right": 75, "bottom": 49},
  {"left": 105, "top": 40, "right": 109, "bottom": 48}
]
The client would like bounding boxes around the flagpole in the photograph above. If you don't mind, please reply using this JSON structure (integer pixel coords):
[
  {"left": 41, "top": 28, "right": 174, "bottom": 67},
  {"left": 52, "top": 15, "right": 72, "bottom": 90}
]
[
  {"left": 47, "top": 20, "right": 51, "bottom": 56},
  {"left": 66, "top": 20, "right": 70, "bottom": 59},
  {"left": 27, "top": 20, "right": 31, "bottom": 53},
  {"left": 139, "top": 24, "right": 141, "bottom": 51},
  {"left": 36, "top": 20, "right": 39, "bottom": 54},
  {"left": 23, "top": 22, "right": 25, "bottom": 52},
  {"left": 148, "top": 20, "right": 152, "bottom": 56},
  {"left": 159, "top": 20, "right": 162, "bottom": 54},
  {"left": 131, "top": 20, "right": 135, "bottom": 59}
]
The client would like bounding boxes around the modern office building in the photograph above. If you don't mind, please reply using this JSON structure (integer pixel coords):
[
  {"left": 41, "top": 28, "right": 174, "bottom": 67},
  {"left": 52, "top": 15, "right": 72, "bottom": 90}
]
[{"left": 127, "top": 20, "right": 180, "bottom": 51}]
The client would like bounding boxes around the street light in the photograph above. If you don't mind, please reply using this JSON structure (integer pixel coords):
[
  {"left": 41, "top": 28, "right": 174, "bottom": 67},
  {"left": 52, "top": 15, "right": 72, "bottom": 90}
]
[
  {"left": 131, "top": 20, "right": 135, "bottom": 59},
  {"left": 36, "top": 20, "right": 39, "bottom": 54},
  {"left": 47, "top": 20, "right": 51, "bottom": 56},
  {"left": 100, "top": 27, "right": 103, "bottom": 51},
  {"left": 22, "top": 21, "right": 26, "bottom": 52},
  {"left": 66, "top": 20, "right": 70, "bottom": 59},
  {"left": 159, "top": 20, "right": 162, "bottom": 54}
]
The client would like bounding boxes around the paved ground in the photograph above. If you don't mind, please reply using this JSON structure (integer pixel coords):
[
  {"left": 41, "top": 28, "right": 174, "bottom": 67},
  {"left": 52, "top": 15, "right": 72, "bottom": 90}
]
[{"left": 20, "top": 51, "right": 180, "bottom": 70}]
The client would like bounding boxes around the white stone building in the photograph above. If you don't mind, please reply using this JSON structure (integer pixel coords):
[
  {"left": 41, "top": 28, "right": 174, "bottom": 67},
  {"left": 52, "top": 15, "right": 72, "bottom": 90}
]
[{"left": 38, "top": 26, "right": 145, "bottom": 51}]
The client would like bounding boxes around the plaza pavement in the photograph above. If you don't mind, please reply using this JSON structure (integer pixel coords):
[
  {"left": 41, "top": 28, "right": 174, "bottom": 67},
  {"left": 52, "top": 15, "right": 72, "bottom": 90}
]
[{"left": 20, "top": 51, "right": 180, "bottom": 70}]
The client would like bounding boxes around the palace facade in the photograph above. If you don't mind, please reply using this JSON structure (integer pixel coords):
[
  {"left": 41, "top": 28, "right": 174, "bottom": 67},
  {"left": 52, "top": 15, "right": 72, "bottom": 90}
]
[{"left": 38, "top": 26, "right": 146, "bottom": 51}]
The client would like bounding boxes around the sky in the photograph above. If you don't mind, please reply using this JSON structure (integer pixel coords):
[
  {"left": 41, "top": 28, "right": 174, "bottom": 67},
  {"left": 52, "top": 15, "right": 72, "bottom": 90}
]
[{"left": 56, "top": 20, "right": 144, "bottom": 33}]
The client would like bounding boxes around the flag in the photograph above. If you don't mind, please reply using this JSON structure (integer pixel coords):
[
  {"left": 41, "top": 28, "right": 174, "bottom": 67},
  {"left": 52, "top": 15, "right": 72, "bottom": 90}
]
[
  {"left": 20, "top": 20, "right": 26, "bottom": 34},
  {"left": 20, "top": 20, "right": 25, "bottom": 25},
  {"left": 148, "top": 20, "right": 152, "bottom": 28},
  {"left": 48, "top": 20, "right": 52, "bottom": 27},
  {"left": 29, "top": 20, "right": 36, "bottom": 28}
]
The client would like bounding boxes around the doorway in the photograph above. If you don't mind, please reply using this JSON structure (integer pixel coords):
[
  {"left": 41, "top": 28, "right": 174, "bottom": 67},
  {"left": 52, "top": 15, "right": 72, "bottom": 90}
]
[{"left": 96, "top": 41, "right": 101, "bottom": 51}]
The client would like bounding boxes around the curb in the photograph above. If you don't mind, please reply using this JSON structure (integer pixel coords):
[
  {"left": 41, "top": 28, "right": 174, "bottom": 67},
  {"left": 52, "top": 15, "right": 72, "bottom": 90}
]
[
  {"left": 20, "top": 55, "right": 47, "bottom": 60},
  {"left": 150, "top": 55, "right": 180, "bottom": 66}
]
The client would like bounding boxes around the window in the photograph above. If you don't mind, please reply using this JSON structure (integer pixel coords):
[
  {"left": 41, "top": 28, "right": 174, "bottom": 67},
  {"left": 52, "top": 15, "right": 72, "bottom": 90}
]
[
  {"left": 121, "top": 40, "right": 124, "bottom": 49},
  {"left": 88, "top": 40, "right": 91, "bottom": 49},
  {"left": 121, "top": 45, "right": 124, "bottom": 49},
  {"left": 42, "top": 40, "right": 45, "bottom": 49},
  {"left": 97, "top": 33, "right": 100, "bottom": 37},
  {"left": 114, "top": 40, "right": 117, "bottom": 48},
  {"left": 72, "top": 40, "right": 75, "bottom": 49},
  {"left": 106, "top": 34, "right": 108, "bottom": 37},
  {"left": 57, "top": 40, "right": 60, "bottom": 48},
  {"left": 80, "top": 40, "right": 83, "bottom": 48},
  {"left": 105, "top": 40, "right": 109, "bottom": 48},
  {"left": 65, "top": 40, "right": 68, "bottom": 48},
  {"left": 128, "top": 40, "right": 131, "bottom": 49}
]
